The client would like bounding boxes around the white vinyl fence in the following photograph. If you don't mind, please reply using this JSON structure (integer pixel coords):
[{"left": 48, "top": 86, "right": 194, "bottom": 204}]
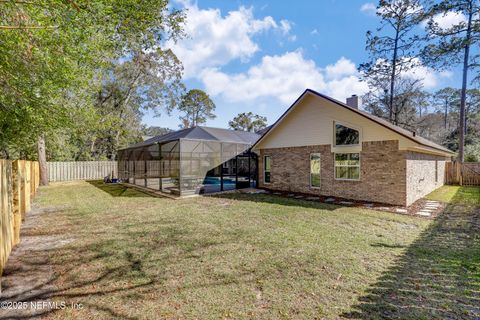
[{"left": 48, "top": 161, "right": 118, "bottom": 182}]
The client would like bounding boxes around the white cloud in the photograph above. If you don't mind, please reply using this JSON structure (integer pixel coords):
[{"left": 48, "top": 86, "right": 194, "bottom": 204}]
[
  {"left": 422, "top": 11, "right": 467, "bottom": 30},
  {"left": 167, "top": 2, "right": 449, "bottom": 109},
  {"left": 325, "top": 76, "right": 370, "bottom": 102},
  {"left": 402, "top": 58, "right": 453, "bottom": 88},
  {"left": 167, "top": 2, "right": 295, "bottom": 78},
  {"left": 370, "top": 57, "right": 453, "bottom": 89},
  {"left": 280, "top": 19, "right": 292, "bottom": 34},
  {"left": 360, "top": 3, "right": 376, "bottom": 15},
  {"left": 200, "top": 52, "right": 369, "bottom": 104},
  {"left": 200, "top": 53, "right": 451, "bottom": 106},
  {"left": 310, "top": 29, "right": 319, "bottom": 35},
  {"left": 325, "top": 57, "right": 358, "bottom": 80},
  {"left": 251, "top": 15, "right": 278, "bottom": 33}
]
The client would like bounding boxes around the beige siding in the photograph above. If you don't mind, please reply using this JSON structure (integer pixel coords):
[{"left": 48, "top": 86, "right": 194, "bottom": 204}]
[
  {"left": 255, "top": 93, "right": 430, "bottom": 154},
  {"left": 406, "top": 153, "right": 448, "bottom": 206}
]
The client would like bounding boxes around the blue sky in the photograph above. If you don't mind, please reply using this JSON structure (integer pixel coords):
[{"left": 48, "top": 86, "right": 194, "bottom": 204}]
[{"left": 143, "top": 0, "right": 466, "bottom": 130}]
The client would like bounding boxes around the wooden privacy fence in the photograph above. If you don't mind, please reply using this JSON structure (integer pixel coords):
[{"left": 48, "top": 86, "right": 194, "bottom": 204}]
[
  {"left": 0, "top": 160, "right": 39, "bottom": 292},
  {"left": 48, "top": 161, "right": 117, "bottom": 182},
  {"left": 445, "top": 162, "right": 480, "bottom": 186}
]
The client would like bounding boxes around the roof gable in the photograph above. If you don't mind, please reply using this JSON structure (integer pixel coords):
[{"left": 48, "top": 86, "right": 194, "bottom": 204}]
[{"left": 253, "top": 89, "right": 453, "bottom": 155}]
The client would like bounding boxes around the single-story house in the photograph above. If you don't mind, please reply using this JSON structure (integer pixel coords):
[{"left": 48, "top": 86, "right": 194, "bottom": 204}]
[
  {"left": 251, "top": 89, "right": 454, "bottom": 206},
  {"left": 118, "top": 89, "right": 454, "bottom": 206}
]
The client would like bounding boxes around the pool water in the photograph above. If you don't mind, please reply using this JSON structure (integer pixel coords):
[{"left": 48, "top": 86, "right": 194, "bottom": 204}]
[{"left": 202, "top": 177, "right": 235, "bottom": 185}]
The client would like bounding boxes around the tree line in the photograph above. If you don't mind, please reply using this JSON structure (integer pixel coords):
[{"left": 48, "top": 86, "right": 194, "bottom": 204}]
[
  {"left": 0, "top": 0, "right": 267, "bottom": 183},
  {"left": 1, "top": 0, "right": 478, "bottom": 185},
  {"left": 360, "top": 0, "right": 479, "bottom": 161},
  {"left": 0, "top": 0, "right": 187, "bottom": 184}
]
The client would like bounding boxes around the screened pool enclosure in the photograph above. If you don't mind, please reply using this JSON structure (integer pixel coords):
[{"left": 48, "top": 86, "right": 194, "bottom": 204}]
[{"left": 117, "top": 127, "right": 260, "bottom": 196}]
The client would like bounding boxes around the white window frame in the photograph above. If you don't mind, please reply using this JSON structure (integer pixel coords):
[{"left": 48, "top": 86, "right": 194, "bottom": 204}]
[
  {"left": 333, "top": 121, "right": 361, "bottom": 148},
  {"left": 310, "top": 153, "right": 321, "bottom": 188},
  {"left": 264, "top": 155, "right": 271, "bottom": 184},
  {"left": 334, "top": 153, "right": 361, "bottom": 181}
]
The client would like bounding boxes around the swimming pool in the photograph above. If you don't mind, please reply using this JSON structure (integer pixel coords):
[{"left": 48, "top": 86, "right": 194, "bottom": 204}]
[{"left": 202, "top": 177, "right": 235, "bottom": 185}]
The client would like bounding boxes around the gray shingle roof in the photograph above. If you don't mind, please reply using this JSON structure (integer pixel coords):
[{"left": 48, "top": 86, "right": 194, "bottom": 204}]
[
  {"left": 120, "top": 126, "right": 260, "bottom": 150},
  {"left": 255, "top": 125, "right": 272, "bottom": 135}
]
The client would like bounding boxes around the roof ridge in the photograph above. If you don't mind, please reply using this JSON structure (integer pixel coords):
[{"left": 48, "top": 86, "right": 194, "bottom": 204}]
[
  {"left": 252, "top": 89, "right": 453, "bottom": 155},
  {"left": 119, "top": 125, "right": 261, "bottom": 151},
  {"left": 305, "top": 89, "right": 451, "bottom": 153}
]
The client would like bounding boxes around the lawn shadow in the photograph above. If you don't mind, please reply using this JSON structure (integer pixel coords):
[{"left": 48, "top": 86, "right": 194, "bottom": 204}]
[
  {"left": 0, "top": 204, "right": 231, "bottom": 319},
  {"left": 209, "top": 192, "right": 340, "bottom": 211},
  {"left": 0, "top": 196, "right": 258, "bottom": 320},
  {"left": 0, "top": 243, "right": 154, "bottom": 320},
  {"left": 343, "top": 188, "right": 480, "bottom": 319},
  {"left": 370, "top": 242, "right": 407, "bottom": 249},
  {"left": 86, "top": 180, "right": 153, "bottom": 198}
]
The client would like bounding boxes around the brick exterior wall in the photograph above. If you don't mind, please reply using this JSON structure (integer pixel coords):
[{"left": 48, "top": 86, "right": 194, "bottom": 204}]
[
  {"left": 406, "top": 152, "right": 446, "bottom": 206},
  {"left": 258, "top": 140, "right": 408, "bottom": 206},
  {"left": 257, "top": 141, "right": 449, "bottom": 206}
]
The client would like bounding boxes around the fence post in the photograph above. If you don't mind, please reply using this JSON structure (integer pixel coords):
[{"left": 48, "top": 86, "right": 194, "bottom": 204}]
[
  {"left": 30, "top": 161, "right": 34, "bottom": 199},
  {"left": 12, "top": 161, "right": 22, "bottom": 246},
  {"left": 25, "top": 161, "right": 31, "bottom": 215},
  {"left": 459, "top": 161, "right": 463, "bottom": 186},
  {"left": 446, "top": 162, "right": 452, "bottom": 185},
  {"left": 0, "top": 160, "right": 14, "bottom": 294},
  {"left": 1, "top": 159, "right": 41, "bottom": 294},
  {"left": 456, "top": 162, "right": 459, "bottom": 185},
  {"left": 0, "top": 160, "right": 5, "bottom": 292},
  {"left": 34, "top": 161, "right": 40, "bottom": 192},
  {"left": 18, "top": 160, "right": 25, "bottom": 222},
  {"left": 0, "top": 160, "right": 4, "bottom": 293}
]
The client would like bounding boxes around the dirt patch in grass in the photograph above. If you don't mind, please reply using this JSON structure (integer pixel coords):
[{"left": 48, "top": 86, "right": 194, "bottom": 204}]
[{"left": 0, "top": 204, "right": 75, "bottom": 319}]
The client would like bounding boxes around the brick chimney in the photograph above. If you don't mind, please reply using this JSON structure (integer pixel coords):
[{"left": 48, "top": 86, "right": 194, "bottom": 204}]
[{"left": 346, "top": 94, "right": 360, "bottom": 109}]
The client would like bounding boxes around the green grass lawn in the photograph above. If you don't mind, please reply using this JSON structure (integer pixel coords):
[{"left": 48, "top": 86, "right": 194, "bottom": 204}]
[
  {"left": 426, "top": 185, "right": 480, "bottom": 207},
  {"left": 10, "top": 181, "right": 480, "bottom": 319}
]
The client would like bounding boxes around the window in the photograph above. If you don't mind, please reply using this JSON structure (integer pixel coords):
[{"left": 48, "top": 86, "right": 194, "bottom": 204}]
[
  {"left": 335, "top": 123, "right": 359, "bottom": 146},
  {"left": 435, "top": 160, "right": 438, "bottom": 183},
  {"left": 335, "top": 153, "right": 360, "bottom": 180},
  {"left": 264, "top": 156, "right": 271, "bottom": 183},
  {"left": 310, "top": 153, "right": 321, "bottom": 187}
]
